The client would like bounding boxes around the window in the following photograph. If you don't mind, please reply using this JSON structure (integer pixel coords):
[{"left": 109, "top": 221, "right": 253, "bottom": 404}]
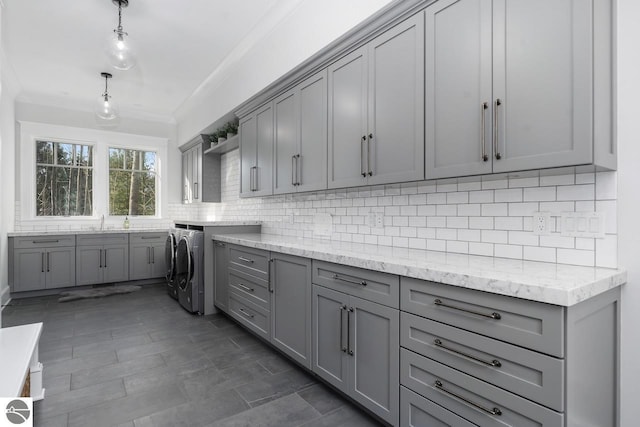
[
  {"left": 109, "top": 148, "right": 156, "bottom": 216},
  {"left": 36, "top": 140, "right": 93, "bottom": 216}
]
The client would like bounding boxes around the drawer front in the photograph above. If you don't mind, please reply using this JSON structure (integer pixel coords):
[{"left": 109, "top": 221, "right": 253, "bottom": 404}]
[
  {"left": 228, "top": 268, "right": 270, "bottom": 310},
  {"left": 129, "top": 232, "right": 166, "bottom": 244},
  {"left": 401, "top": 386, "right": 478, "bottom": 427},
  {"left": 228, "top": 291, "right": 270, "bottom": 340},
  {"left": 77, "top": 233, "right": 129, "bottom": 246},
  {"left": 400, "top": 349, "right": 563, "bottom": 427},
  {"left": 401, "top": 278, "right": 564, "bottom": 357},
  {"left": 228, "top": 244, "right": 270, "bottom": 280},
  {"left": 401, "top": 312, "right": 564, "bottom": 412},
  {"left": 312, "top": 260, "right": 399, "bottom": 308},
  {"left": 12, "top": 235, "right": 75, "bottom": 249}
]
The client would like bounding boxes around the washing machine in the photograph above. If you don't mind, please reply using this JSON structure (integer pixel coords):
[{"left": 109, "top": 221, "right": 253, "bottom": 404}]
[
  {"left": 164, "top": 228, "right": 181, "bottom": 300},
  {"left": 174, "top": 229, "right": 204, "bottom": 314}
]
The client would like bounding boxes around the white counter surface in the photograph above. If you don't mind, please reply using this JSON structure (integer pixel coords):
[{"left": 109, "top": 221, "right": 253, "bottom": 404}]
[
  {"left": 8, "top": 229, "right": 169, "bottom": 237},
  {"left": 0, "top": 322, "right": 43, "bottom": 398},
  {"left": 211, "top": 233, "right": 626, "bottom": 306},
  {"left": 173, "top": 220, "right": 261, "bottom": 227}
]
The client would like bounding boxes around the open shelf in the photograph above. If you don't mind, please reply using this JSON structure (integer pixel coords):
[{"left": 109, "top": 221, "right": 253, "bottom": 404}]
[{"left": 204, "top": 134, "right": 239, "bottom": 155}]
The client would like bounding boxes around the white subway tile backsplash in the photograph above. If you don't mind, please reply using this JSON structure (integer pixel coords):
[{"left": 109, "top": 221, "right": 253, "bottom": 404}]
[
  {"left": 427, "top": 217, "right": 446, "bottom": 228},
  {"left": 447, "top": 240, "right": 469, "bottom": 254},
  {"left": 427, "top": 193, "right": 447, "bottom": 205},
  {"left": 437, "top": 205, "right": 457, "bottom": 216},
  {"left": 481, "top": 178, "right": 508, "bottom": 190},
  {"left": 408, "top": 216, "right": 427, "bottom": 228},
  {"left": 436, "top": 228, "right": 457, "bottom": 240},
  {"left": 469, "top": 190, "right": 494, "bottom": 204},
  {"left": 596, "top": 235, "right": 617, "bottom": 268},
  {"left": 447, "top": 217, "right": 468, "bottom": 229},
  {"left": 575, "top": 238, "right": 595, "bottom": 251},
  {"left": 508, "top": 231, "right": 539, "bottom": 246},
  {"left": 508, "top": 202, "right": 539, "bottom": 217},
  {"left": 523, "top": 187, "right": 556, "bottom": 202},
  {"left": 557, "top": 248, "right": 594, "bottom": 267},
  {"left": 457, "top": 229, "right": 481, "bottom": 242},
  {"left": 540, "top": 234, "right": 575, "bottom": 249},
  {"left": 427, "top": 239, "right": 446, "bottom": 251},
  {"left": 509, "top": 176, "right": 540, "bottom": 188},
  {"left": 481, "top": 203, "right": 508, "bottom": 217},
  {"left": 494, "top": 188, "right": 523, "bottom": 203},
  {"left": 523, "top": 246, "right": 557, "bottom": 263},
  {"left": 469, "top": 242, "right": 494, "bottom": 256},
  {"left": 596, "top": 200, "right": 616, "bottom": 234},
  {"left": 481, "top": 230, "right": 508, "bottom": 244},
  {"left": 447, "top": 192, "right": 469, "bottom": 204},
  {"left": 457, "top": 204, "right": 481, "bottom": 217},
  {"left": 575, "top": 173, "right": 595, "bottom": 184},
  {"left": 417, "top": 205, "right": 436, "bottom": 216},
  {"left": 540, "top": 174, "right": 575, "bottom": 186},
  {"left": 495, "top": 244, "right": 523, "bottom": 259},
  {"left": 494, "top": 217, "right": 523, "bottom": 231},
  {"left": 409, "top": 194, "right": 427, "bottom": 205},
  {"left": 557, "top": 184, "right": 595, "bottom": 201},
  {"left": 469, "top": 217, "right": 494, "bottom": 230},
  {"left": 596, "top": 171, "right": 617, "bottom": 200}
]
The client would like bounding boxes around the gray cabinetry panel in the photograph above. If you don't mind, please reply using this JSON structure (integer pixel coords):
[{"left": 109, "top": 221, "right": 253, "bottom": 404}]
[
  {"left": 229, "top": 291, "right": 270, "bottom": 340},
  {"left": 46, "top": 247, "right": 76, "bottom": 289},
  {"left": 12, "top": 235, "right": 75, "bottom": 249},
  {"left": 239, "top": 113, "right": 257, "bottom": 197},
  {"left": 228, "top": 244, "right": 270, "bottom": 280},
  {"left": 239, "top": 103, "right": 273, "bottom": 198},
  {"left": 76, "top": 246, "right": 103, "bottom": 286},
  {"left": 401, "top": 277, "right": 564, "bottom": 357},
  {"left": 401, "top": 386, "right": 478, "bottom": 427},
  {"left": 12, "top": 249, "right": 47, "bottom": 292},
  {"left": 270, "top": 253, "right": 312, "bottom": 369},
  {"left": 213, "top": 241, "right": 229, "bottom": 312},
  {"left": 11, "top": 237, "right": 76, "bottom": 292},
  {"left": 129, "top": 244, "right": 151, "bottom": 280},
  {"left": 400, "top": 348, "right": 563, "bottom": 427},
  {"left": 103, "top": 244, "right": 129, "bottom": 283},
  {"left": 228, "top": 268, "right": 270, "bottom": 310},
  {"left": 77, "top": 234, "right": 129, "bottom": 285},
  {"left": 130, "top": 233, "right": 170, "bottom": 280},
  {"left": 312, "top": 260, "right": 399, "bottom": 308},
  {"left": 401, "top": 312, "right": 564, "bottom": 411},
  {"left": 274, "top": 90, "right": 298, "bottom": 195},
  {"left": 149, "top": 241, "right": 166, "bottom": 278}
]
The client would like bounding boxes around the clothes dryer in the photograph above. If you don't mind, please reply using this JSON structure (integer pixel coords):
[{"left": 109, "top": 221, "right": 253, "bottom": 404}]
[{"left": 174, "top": 229, "right": 204, "bottom": 314}]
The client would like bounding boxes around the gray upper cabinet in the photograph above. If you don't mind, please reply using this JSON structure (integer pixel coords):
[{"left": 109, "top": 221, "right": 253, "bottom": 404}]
[
  {"left": 426, "top": 0, "right": 614, "bottom": 179},
  {"left": 129, "top": 233, "right": 166, "bottom": 281},
  {"left": 10, "top": 236, "right": 76, "bottom": 292},
  {"left": 274, "top": 70, "right": 328, "bottom": 194},
  {"left": 76, "top": 234, "right": 129, "bottom": 286},
  {"left": 213, "top": 240, "right": 229, "bottom": 312},
  {"left": 182, "top": 148, "right": 192, "bottom": 202},
  {"left": 270, "top": 253, "right": 312, "bottom": 368},
  {"left": 240, "top": 103, "right": 273, "bottom": 197},
  {"left": 328, "top": 13, "right": 425, "bottom": 189},
  {"left": 182, "top": 143, "right": 221, "bottom": 203}
]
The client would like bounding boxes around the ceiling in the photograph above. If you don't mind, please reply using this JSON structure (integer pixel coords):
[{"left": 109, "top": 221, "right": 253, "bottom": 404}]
[{"left": 3, "top": 0, "right": 306, "bottom": 122}]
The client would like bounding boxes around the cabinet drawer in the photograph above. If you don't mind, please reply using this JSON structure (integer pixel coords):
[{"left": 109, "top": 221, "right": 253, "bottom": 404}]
[
  {"left": 401, "top": 312, "right": 564, "bottom": 411},
  {"left": 401, "top": 278, "right": 564, "bottom": 357},
  {"left": 312, "top": 260, "right": 399, "bottom": 308},
  {"left": 12, "top": 235, "right": 75, "bottom": 248},
  {"left": 401, "top": 386, "right": 478, "bottom": 427},
  {"left": 229, "top": 291, "right": 270, "bottom": 340},
  {"left": 228, "top": 245, "right": 270, "bottom": 280},
  {"left": 229, "top": 268, "right": 270, "bottom": 310},
  {"left": 129, "top": 232, "right": 166, "bottom": 244},
  {"left": 76, "top": 233, "right": 129, "bottom": 246},
  {"left": 400, "top": 349, "right": 563, "bottom": 427}
]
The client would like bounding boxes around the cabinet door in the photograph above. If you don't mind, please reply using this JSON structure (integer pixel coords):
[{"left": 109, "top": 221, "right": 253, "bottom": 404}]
[
  {"left": 368, "top": 13, "right": 425, "bottom": 185},
  {"left": 213, "top": 241, "right": 229, "bottom": 312},
  {"left": 349, "top": 295, "right": 400, "bottom": 424},
  {"left": 328, "top": 46, "right": 368, "bottom": 189},
  {"left": 129, "top": 244, "right": 151, "bottom": 280},
  {"left": 76, "top": 246, "right": 103, "bottom": 285},
  {"left": 312, "top": 285, "right": 349, "bottom": 394},
  {"left": 425, "top": 0, "right": 493, "bottom": 179},
  {"left": 297, "top": 70, "right": 328, "bottom": 193},
  {"left": 103, "top": 245, "right": 129, "bottom": 283},
  {"left": 239, "top": 113, "right": 257, "bottom": 197},
  {"left": 13, "top": 249, "right": 46, "bottom": 291},
  {"left": 46, "top": 247, "right": 75, "bottom": 289},
  {"left": 149, "top": 242, "right": 166, "bottom": 279},
  {"left": 193, "top": 145, "right": 202, "bottom": 201},
  {"left": 492, "top": 0, "right": 592, "bottom": 172},
  {"left": 182, "top": 151, "right": 191, "bottom": 203},
  {"left": 271, "top": 254, "right": 312, "bottom": 369},
  {"left": 254, "top": 103, "right": 274, "bottom": 197},
  {"left": 273, "top": 90, "right": 298, "bottom": 195}
]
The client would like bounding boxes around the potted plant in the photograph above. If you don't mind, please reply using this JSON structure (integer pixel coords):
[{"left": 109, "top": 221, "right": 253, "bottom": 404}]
[
  {"left": 209, "top": 134, "right": 219, "bottom": 146},
  {"left": 217, "top": 129, "right": 227, "bottom": 143},
  {"left": 224, "top": 119, "right": 239, "bottom": 139}
]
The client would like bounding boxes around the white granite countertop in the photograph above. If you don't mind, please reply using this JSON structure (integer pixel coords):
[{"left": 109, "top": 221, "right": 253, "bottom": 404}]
[
  {"left": 8, "top": 228, "right": 169, "bottom": 237},
  {"left": 211, "top": 233, "right": 626, "bottom": 306},
  {"left": 173, "top": 220, "right": 261, "bottom": 227}
]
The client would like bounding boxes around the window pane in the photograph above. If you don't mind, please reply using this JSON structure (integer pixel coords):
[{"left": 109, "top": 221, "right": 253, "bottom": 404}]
[
  {"left": 36, "top": 166, "right": 93, "bottom": 216},
  {"left": 109, "top": 148, "right": 124, "bottom": 169},
  {"left": 56, "top": 143, "right": 74, "bottom": 166},
  {"left": 36, "top": 141, "right": 53, "bottom": 164},
  {"left": 109, "top": 170, "right": 156, "bottom": 216},
  {"left": 143, "top": 152, "right": 156, "bottom": 171},
  {"left": 78, "top": 145, "right": 93, "bottom": 167}
]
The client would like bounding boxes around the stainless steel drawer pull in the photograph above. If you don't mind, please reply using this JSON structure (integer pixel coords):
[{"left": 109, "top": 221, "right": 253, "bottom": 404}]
[
  {"left": 215, "top": 242, "right": 226, "bottom": 247},
  {"left": 32, "top": 240, "right": 60, "bottom": 244},
  {"left": 237, "top": 256, "right": 254, "bottom": 264},
  {"left": 238, "top": 308, "right": 254, "bottom": 319},
  {"left": 340, "top": 305, "right": 347, "bottom": 353},
  {"left": 237, "top": 283, "right": 255, "bottom": 293},
  {"left": 332, "top": 274, "right": 367, "bottom": 287},
  {"left": 435, "top": 380, "right": 502, "bottom": 416},
  {"left": 434, "top": 299, "right": 501, "bottom": 320},
  {"left": 493, "top": 98, "right": 502, "bottom": 160},
  {"left": 140, "top": 236, "right": 159, "bottom": 240},
  {"left": 481, "top": 102, "right": 489, "bottom": 161},
  {"left": 434, "top": 339, "right": 502, "bottom": 367}
]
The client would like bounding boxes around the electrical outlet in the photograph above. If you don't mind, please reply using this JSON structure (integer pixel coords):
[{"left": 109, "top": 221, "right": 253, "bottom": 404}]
[
  {"left": 532, "top": 212, "right": 550, "bottom": 235},
  {"left": 374, "top": 212, "right": 384, "bottom": 228}
]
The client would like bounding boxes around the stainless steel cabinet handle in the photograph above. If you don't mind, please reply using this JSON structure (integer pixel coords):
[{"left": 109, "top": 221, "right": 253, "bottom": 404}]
[
  {"left": 493, "top": 99, "right": 502, "bottom": 160},
  {"left": 434, "top": 299, "right": 501, "bottom": 320},
  {"left": 147, "top": 247, "right": 150, "bottom": 264},
  {"left": 194, "top": 182, "right": 199, "bottom": 199},
  {"left": 151, "top": 247, "right": 155, "bottom": 264},
  {"left": 104, "top": 249, "right": 108, "bottom": 268},
  {"left": 251, "top": 166, "right": 258, "bottom": 191},
  {"left": 268, "top": 258, "right": 274, "bottom": 293},
  {"left": 99, "top": 249, "right": 103, "bottom": 268},
  {"left": 238, "top": 308, "right": 254, "bottom": 319},
  {"left": 435, "top": 380, "right": 502, "bottom": 416},
  {"left": 47, "top": 252, "right": 50, "bottom": 272},
  {"left": 33, "top": 239, "right": 59, "bottom": 244},
  {"left": 340, "top": 305, "right": 348, "bottom": 353},
  {"left": 367, "top": 133, "right": 373, "bottom": 176},
  {"left": 237, "top": 283, "right": 254, "bottom": 293},
  {"left": 140, "top": 236, "right": 159, "bottom": 240},
  {"left": 332, "top": 273, "right": 367, "bottom": 287},
  {"left": 215, "top": 242, "right": 226, "bottom": 247},
  {"left": 238, "top": 256, "right": 254, "bottom": 264},
  {"left": 295, "top": 154, "right": 301, "bottom": 186},
  {"left": 434, "top": 339, "right": 502, "bottom": 367},
  {"left": 348, "top": 307, "right": 354, "bottom": 356},
  {"left": 41, "top": 253, "right": 45, "bottom": 273},
  {"left": 291, "top": 155, "right": 296, "bottom": 186},
  {"left": 360, "top": 135, "right": 367, "bottom": 177},
  {"left": 481, "top": 102, "right": 489, "bottom": 161}
]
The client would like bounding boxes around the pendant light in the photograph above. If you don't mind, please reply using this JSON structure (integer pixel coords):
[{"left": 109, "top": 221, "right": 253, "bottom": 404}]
[
  {"left": 106, "top": 0, "right": 136, "bottom": 71},
  {"left": 95, "top": 72, "right": 119, "bottom": 121}
]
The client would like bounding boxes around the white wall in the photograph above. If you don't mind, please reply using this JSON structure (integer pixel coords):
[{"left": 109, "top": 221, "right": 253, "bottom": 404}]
[
  {"left": 174, "top": 0, "right": 395, "bottom": 146},
  {"left": 617, "top": 0, "right": 640, "bottom": 424}
]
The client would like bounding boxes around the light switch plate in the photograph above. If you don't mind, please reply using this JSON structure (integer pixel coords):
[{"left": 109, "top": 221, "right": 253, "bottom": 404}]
[{"left": 560, "top": 212, "right": 605, "bottom": 238}]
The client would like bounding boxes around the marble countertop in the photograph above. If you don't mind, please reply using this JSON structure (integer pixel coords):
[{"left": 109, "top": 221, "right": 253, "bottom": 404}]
[
  {"left": 8, "top": 228, "right": 170, "bottom": 237},
  {"left": 173, "top": 220, "right": 261, "bottom": 227},
  {"left": 211, "top": 233, "right": 627, "bottom": 306}
]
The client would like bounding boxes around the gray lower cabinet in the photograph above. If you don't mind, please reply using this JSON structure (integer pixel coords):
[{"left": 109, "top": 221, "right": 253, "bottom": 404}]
[
  {"left": 129, "top": 232, "right": 166, "bottom": 280},
  {"left": 270, "top": 253, "right": 312, "bottom": 369},
  {"left": 312, "top": 284, "right": 399, "bottom": 425},
  {"left": 10, "top": 235, "right": 76, "bottom": 292},
  {"left": 401, "top": 386, "right": 477, "bottom": 427},
  {"left": 213, "top": 240, "right": 229, "bottom": 312},
  {"left": 76, "top": 234, "right": 129, "bottom": 286}
]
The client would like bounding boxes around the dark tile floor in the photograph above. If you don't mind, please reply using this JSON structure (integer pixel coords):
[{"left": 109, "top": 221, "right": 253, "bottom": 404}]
[{"left": 2, "top": 283, "right": 383, "bottom": 427}]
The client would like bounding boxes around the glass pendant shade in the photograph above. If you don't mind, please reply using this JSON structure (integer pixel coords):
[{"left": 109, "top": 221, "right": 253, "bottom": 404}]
[
  {"left": 95, "top": 94, "right": 119, "bottom": 120},
  {"left": 106, "top": 31, "right": 136, "bottom": 71}
]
